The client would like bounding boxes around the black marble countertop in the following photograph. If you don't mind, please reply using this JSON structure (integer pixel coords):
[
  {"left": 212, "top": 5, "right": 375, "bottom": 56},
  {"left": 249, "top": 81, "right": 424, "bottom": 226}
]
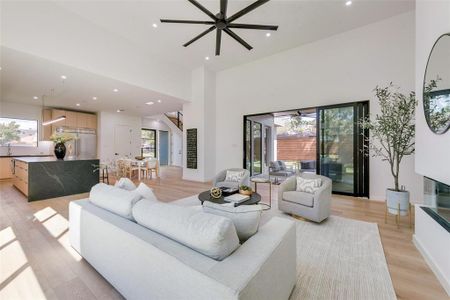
[
  {"left": 0, "top": 155, "right": 53, "bottom": 158},
  {"left": 14, "top": 156, "right": 98, "bottom": 163}
]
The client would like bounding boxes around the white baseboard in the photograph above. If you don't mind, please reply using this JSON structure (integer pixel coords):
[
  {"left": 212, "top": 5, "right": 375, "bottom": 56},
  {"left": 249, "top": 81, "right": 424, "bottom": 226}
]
[{"left": 413, "top": 234, "right": 450, "bottom": 296}]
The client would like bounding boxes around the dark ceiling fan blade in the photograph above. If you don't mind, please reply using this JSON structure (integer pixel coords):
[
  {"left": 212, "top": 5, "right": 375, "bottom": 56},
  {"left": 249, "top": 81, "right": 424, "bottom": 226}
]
[
  {"left": 160, "top": 19, "right": 215, "bottom": 25},
  {"left": 216, "top": 29, "right": 222, "bottom": 56},
  {"left": 227, "top": 0, "right": 270, "bottom": 23},
  {"left": 224, "top": 28, "right": 253, "bottom": 50},
  {"left": 183, "top": 26, "right": 216, "bottom": 47},
  {"left": 187, "top": 0, "right": 217, "bottom": 21},
  {"left": 227, "top": 23, "right": 278, "bottom": 30},
  {"left": 220, "top": 0, "right": 228, "bottom": 18}
]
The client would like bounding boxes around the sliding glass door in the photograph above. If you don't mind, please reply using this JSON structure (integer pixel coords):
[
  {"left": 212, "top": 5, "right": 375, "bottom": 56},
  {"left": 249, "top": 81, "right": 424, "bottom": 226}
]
[
  {"left": 317, "top": 102, "right": 369, "bottom": 197},
  {"left": 244, "top": 119, "right": 263, "bottom": 176}
]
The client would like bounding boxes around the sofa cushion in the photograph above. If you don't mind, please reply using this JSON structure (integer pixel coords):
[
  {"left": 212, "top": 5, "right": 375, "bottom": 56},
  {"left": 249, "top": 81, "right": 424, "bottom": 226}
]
[
  {"left": 225, "top": 170, "right": 245, "bottom": 183},
  {"left": 296, "top": 176, "right": 322, "bottom": 194},
  {"left": 132, "top": 202, "right": 240, "bottom": 260},
  {"left": 202, "top": 201, "right": 262, "bottom": 242},
  {"left": 134, "top": 183, "right": 158, "bottom": 202},
  {"left": 282, "top": 191, "right": 314, "bottom": 207},
  {"left": 114, "top": 177, "right": 136, "bottom": 191},
  {"left": 89, "top": 183, "right": 142, "bottom": 220}
]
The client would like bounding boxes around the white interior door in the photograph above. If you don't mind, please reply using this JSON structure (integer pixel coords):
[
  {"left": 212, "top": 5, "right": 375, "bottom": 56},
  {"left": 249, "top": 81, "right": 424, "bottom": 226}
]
[{"left": 114, "top": 125, "right": 132, "bottom": 158}]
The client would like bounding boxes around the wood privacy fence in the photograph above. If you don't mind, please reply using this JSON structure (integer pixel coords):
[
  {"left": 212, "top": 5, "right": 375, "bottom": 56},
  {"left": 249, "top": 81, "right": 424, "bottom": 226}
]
[{"left": 277, "top": 136, "right": 316, "bottom": 161}]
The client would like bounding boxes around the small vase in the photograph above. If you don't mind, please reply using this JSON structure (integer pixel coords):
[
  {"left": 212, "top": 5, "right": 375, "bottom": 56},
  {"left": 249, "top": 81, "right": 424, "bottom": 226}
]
[{"left": 54, "top": 142, "right": 66, "bottom": 160}]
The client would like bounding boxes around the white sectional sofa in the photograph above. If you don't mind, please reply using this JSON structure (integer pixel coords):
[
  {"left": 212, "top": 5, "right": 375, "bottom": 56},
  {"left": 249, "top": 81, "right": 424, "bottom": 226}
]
[{"left": 69, "top": 198, "right": 297, "bottom": 300}]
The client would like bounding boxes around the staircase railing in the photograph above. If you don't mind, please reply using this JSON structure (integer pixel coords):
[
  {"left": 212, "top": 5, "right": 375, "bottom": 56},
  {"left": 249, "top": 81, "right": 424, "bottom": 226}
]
[{"left": 165, "top": 111, "right": 183, "bottom": 131}]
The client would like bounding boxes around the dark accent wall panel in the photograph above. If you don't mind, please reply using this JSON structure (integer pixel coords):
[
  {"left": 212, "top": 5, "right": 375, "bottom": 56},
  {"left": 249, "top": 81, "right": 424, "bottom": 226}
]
[{"left": 186, "top": 128, "right": 197, "bottom": 169}]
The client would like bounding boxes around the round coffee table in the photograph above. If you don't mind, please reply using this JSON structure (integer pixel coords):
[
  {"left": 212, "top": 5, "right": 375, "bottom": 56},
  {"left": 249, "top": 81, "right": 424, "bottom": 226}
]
[{"left": 198, "top": 190, "right": 261, "bottom": 207}]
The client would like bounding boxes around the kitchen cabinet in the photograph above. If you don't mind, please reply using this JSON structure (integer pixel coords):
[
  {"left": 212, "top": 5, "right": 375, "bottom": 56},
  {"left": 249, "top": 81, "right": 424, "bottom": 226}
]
[
  {"left": 0, "top": 158, "right": 13, "bottom": 179},
  {"left": 77, "top": 113, "right": 88, "bottom": 128},
  {"left": 51, "top": 109, "right": 66, "bottom": 126},
  {"left": 42, "top": 109, "right": 52, "bottom": 140},
  {"left": 65, "top": 110, "right": 78, "bottom": 128},
  {"left": 86, "top": 114, "right": 97, "bottom": 129},
  {"left": 13, "top": 159, "right": 28, "bottom": 196}
]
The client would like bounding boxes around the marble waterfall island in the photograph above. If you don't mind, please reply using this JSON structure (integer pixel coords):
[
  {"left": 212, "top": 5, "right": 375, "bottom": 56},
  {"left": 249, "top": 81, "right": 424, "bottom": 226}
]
[{"left": 13, "top": 157, "right": 99, "bottom": 201}]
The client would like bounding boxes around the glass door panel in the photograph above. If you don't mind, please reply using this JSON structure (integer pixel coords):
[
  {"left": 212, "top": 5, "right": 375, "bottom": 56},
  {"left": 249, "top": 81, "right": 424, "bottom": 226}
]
[
  {"left": 252, "top": 122, "right": 262, "bottom": 175},
  {"left": 319, "top": 106, "right": 355, "bottom": 194}
]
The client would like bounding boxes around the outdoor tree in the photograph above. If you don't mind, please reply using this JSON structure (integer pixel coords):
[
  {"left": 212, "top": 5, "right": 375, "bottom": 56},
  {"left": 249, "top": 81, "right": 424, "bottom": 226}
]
[{"left": 0, "top": 121, "right": 20, "bottom": 146}]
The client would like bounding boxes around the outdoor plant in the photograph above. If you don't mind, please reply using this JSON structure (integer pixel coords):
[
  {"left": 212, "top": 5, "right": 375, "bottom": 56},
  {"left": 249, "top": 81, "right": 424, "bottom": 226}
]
[
  {"left": 359, "top": 83, "right": 416, "bottom": 192},
  {"left": 49, "top": 132, "right": 76, "bottom": 144}
]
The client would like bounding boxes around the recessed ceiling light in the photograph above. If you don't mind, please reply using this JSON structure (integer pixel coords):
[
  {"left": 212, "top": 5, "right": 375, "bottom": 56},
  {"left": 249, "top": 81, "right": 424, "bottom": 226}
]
[
  {"left": 266, "top": 32, "right": 271, "bottom": 37},
  {"left": 33, "top": 96, "right": 39, "bottom": 100},
  {"left": 146, "top": 101, "right": 154, "bottom": 105},
  {"left": 157, "top": 99, "right": 162, "bottom": 103},
  {"left": 117, "top": 109, "right": 124, "bottom": 113},
  {"left": 61, "top": 75, "right": 67, "bottom": 80},
  {"left": 92, "top": 96, "right": 97, "bottom": 100},
  {"left": 345, "top": 0, "right": 352, "bottom": 6},
  {"left": 205, "top": 56, "right": 210, "bottom": 61},
  {"left": 76, "top": 103, "right": 80, "bottom": 106},
  {"left": 113, "top": 88, "right": 119, "bottom": 92},
  {"left": 152, "top": 23, "right": 158, "bottom": 28}
]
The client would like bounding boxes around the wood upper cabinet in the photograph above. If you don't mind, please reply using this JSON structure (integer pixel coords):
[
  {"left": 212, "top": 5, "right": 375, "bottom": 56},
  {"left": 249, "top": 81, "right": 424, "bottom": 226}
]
[
  {"left": 65, "top": 110, "right": 78, "bottom": 128},
  {"left": 51, "top": 109, "right": 66, "bottom": 126},
  {"left": 45, "top": 109, "right": 97, "bottom": 131},
  {"left": 86, "top": 114, "right": 97, "bottom": 129},
  {"left": 77, "top": 113, "right": 88, "bottom": 128},
  {"left": 42, "top": 109, "right": 52, "bottom": 140}
]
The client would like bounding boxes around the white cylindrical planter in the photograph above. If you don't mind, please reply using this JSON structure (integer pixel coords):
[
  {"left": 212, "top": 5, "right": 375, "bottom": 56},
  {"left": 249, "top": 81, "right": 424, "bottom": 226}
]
[{"left": 386, "top": 189, "right": 410, "bottom": 216}]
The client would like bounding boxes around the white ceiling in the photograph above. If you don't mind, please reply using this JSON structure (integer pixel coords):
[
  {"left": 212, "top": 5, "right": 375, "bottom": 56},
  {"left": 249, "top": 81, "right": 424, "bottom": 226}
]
[
  {"left": 0, "top": 0, "right": 415, "bottom": 116},
  {"left": 55, "top": 0, "right": 415, "bottom": 71},
  {"left": 0, "top": 47, "right": 186, "bottom": 116}
]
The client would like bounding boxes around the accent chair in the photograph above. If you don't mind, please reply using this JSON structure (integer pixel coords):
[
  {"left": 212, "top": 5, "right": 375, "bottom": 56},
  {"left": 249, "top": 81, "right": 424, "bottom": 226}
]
[
  {"left": 278, "top": 173, "right": 332, "bottom": 223},
  {"left": 212, "top": 168, "right": 251, "bottom": 189}
]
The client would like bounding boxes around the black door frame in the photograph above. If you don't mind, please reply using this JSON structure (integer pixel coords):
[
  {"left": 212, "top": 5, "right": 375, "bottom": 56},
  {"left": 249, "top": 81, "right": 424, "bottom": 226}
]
[
  {"left": 243, "top": 99, "right": 369, "bottom": 197},
  {"left": 316, "top": 101, "right": 369, "bottom": 197}
]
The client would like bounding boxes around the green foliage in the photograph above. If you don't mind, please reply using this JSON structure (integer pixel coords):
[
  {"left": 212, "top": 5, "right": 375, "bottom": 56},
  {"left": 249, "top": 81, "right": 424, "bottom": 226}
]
[
  {"left": 0, "top": 121, "right": 20, "bottom": 145},
  {"left": 359, "top": 83, "right": 416, "bottom": 191},
  {"left": 423, "top": 77, "right": 450, "bottom": 132},
  {"left": 49, "top": 132, "right": 75, "bottom": 144},
  {"left": 239, "top": 185, "right": 252, "bottom": 191}
]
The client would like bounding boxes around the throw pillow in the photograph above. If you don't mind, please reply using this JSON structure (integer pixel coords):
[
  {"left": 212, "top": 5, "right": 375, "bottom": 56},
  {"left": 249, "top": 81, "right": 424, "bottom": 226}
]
[
  {"left": 114, "top": 177, "right": 136, "bottom": 191},
  {"left": 89, "top": 183, "right": 142, "bottom": 220},
  {"left": 296, "top": 177, "right": 322, "bottom": 194},
  {"left": 134, "top": 183, "right": 158, "bottom": 202},
  {"left": 225, "top": 170, "right": 245, "bottom": 183},
  {"left": 202, "top": 201, "right": 262, "bottom": 242}
]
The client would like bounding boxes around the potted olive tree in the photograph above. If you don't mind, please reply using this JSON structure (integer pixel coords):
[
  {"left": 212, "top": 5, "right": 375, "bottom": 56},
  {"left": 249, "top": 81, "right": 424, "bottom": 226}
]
[{"left": 360, "top": 83, "right": 416, "bottom": 216}]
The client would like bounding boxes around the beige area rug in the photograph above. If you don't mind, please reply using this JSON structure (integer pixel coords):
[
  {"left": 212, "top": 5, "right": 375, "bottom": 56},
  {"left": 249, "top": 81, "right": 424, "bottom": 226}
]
[
  {"left": 176, "top": 196, "right": 396, "bottom": 300},
  {"left": 289, "top": 216, "right": 396, "bottom": 300}
]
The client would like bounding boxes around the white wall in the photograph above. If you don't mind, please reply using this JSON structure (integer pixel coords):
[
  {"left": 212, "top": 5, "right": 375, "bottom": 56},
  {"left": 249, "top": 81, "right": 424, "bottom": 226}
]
[
  {"left": 0, "top": 101, "right": 53, "bottom": 156},
  {"left": 98, "top": 111, "right": 141, "bottom": 164},
  {"left": 183, "top": 67, "right": 216, "bottom": 182},
  {"left": 215, "top": 12, "right": 423, "bottom": 201},
  {"left": 415, "top": 0, "right": 450, "bottom": 186},
  {"left": 142, "top": 116, "right": 182, "bottom": 167}
]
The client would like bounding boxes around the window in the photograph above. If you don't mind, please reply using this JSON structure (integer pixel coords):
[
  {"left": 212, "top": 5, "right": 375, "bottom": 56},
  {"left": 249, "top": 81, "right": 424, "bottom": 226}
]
[
  {"left": 0, "top": 117, "right": 38, "bottom": 147},
  {"left": 141, "top": 129, "right": 156, "bottom": 158}
]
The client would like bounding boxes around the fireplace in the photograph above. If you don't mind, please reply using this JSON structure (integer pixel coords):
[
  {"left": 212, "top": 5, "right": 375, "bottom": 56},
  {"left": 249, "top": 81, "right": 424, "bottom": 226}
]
[{"left": 422, "top": 177, "right": 450, "bottom": 232}]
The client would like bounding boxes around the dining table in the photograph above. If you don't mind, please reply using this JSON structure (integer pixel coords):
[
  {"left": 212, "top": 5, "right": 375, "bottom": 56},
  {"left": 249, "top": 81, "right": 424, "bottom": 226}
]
[{"left": 130, "top": 158, "right": 158, "bottom": 181}]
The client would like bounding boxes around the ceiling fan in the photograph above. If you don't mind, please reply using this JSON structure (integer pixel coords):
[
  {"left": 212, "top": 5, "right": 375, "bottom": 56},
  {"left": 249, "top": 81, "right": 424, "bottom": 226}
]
[{"left": 161, "top": 0, "right": 278, "bottom": 56}]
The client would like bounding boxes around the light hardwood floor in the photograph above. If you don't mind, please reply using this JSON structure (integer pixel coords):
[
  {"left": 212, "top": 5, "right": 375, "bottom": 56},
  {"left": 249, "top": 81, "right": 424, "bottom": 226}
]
[{"left": 0, "top": 166, "right": 448, "bottom": 299}]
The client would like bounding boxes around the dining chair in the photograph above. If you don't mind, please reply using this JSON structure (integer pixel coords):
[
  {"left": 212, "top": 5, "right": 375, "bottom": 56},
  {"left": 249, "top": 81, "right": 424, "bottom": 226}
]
[{"left": 141, "top": 159, "right": 159, "bottom": 179}]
